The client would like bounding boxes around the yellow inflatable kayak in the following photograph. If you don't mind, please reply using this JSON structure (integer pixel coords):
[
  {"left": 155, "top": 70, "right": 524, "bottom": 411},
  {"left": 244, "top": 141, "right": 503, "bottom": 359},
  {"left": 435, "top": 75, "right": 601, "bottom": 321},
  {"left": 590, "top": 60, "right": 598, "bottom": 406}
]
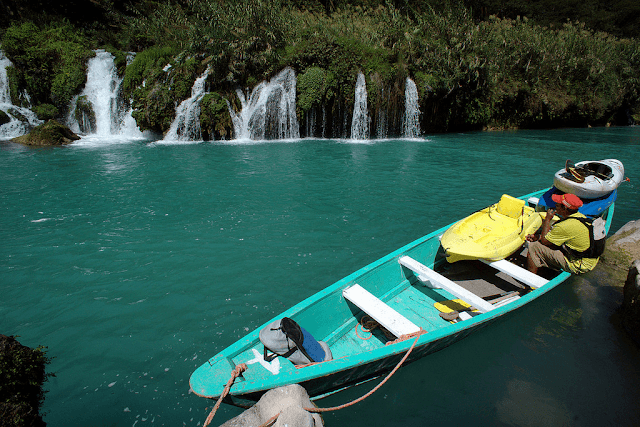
[{"left": 441, "top": 194, "right": 544, "bottom": 263}]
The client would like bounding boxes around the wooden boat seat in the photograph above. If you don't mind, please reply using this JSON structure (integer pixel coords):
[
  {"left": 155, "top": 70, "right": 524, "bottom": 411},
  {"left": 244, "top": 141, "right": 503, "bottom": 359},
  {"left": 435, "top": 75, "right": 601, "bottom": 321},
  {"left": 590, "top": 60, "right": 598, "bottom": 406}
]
[
  {"left": 398, "top": 256, "right": 495, "bottom": 313},
  {"left": 342, "top": 284, "right": 421, "bottom": 338},
  {"left": 481, "top": 259, "right": 549, "bottom": 289}
]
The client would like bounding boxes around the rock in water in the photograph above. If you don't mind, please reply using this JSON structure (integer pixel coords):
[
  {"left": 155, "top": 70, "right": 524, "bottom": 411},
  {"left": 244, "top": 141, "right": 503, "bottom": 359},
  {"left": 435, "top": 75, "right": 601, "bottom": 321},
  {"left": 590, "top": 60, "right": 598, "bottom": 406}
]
[
  {"left": 604, "top": 219, "right": 640, "bottom": 347},
  {"left": 12, "top": 119, "right": 80, "bottom": 146},
  {"left": 219, "top": 384, "right": 323, "bottom": 427}
]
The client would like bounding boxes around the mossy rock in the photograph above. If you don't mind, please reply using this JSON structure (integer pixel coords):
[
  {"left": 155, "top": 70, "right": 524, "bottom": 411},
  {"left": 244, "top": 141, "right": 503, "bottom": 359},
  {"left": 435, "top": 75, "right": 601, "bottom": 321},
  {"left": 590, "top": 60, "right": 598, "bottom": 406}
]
[
  {"left": 200, "top": 92, "right": 233, "bottom": 140},
  {"left": 0, "top": 335, "right": 51, "bottom": 427},
  {"left": 74, "top": 95, "right": 96, "bottom": 134},
  {"left": 590, "top": 220, "right": 640, "bottom": 287},
  {"left": 12, "top": 120, "right": 80, "bottom": 146}
]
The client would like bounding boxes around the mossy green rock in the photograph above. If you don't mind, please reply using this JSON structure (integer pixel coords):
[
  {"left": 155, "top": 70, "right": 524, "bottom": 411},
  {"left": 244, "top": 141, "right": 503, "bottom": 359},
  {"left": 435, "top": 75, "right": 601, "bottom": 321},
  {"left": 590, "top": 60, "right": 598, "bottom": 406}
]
[
  {"left": 12, "top": 119, "right": 80, "bottom": 146},
  {"left": 0, "top": 335, "right": 50, "bottom": 427},
  {"left": 200, "top": 92, "right": 234, "bottom": 140},
  {"left": 74, "top": 95, "right": 96, "bottom": 134}
]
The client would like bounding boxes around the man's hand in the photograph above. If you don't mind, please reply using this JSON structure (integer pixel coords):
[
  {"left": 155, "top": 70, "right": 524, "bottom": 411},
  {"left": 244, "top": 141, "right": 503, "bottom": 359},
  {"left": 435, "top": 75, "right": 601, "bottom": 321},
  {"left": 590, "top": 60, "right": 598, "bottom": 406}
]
[{"left": 545, "top": 208, "right": 556, "bottom": 220}]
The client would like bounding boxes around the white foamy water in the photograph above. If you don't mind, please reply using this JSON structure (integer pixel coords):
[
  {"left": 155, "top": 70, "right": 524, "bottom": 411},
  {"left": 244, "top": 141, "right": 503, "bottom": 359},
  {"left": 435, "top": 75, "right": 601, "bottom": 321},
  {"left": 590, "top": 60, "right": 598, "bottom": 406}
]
[
  {"left": 230, "top": 67, "right": 300, "bottom": 141},
  {"left": 67, "top": 50, "right": 144, "bottom": 138},
  {"left": 403, "top": 77, "right": 421, "bottom": 138},
  {"left": 350, "top": 73, "right": 369, "bottom": 140},
  {"left": 163, "top": 68, "right": 210, "bottom": 142},
  {"left": 0, "top": 50, "right": 43, "bottom": 139}
]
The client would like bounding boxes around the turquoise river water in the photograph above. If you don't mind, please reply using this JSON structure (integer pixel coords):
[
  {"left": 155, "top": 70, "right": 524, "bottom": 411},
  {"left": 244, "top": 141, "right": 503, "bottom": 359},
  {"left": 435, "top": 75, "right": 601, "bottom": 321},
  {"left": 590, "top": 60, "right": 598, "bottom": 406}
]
[{"left": 1, "top": 128, "right": 640, "bottom": 426}]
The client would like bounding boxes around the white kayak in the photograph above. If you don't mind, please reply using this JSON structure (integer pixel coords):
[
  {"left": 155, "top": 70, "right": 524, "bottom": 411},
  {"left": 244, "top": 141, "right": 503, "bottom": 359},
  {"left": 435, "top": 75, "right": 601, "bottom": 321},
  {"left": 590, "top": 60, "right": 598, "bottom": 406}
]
[{"left": 553, "top": 159, "right": 625, "bottom": 199}]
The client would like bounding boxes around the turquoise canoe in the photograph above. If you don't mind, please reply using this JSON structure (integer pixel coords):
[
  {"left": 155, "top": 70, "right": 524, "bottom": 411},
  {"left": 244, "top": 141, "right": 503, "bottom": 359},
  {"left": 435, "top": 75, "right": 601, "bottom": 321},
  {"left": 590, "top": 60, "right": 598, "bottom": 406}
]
[{"left": 189, "top": 188, "right": 615, "bottom": 406}]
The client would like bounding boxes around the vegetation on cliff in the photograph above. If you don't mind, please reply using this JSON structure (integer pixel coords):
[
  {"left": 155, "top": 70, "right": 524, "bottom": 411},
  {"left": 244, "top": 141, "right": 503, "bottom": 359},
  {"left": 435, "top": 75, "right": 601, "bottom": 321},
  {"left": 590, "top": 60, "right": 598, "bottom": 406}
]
[
  {"left": 1, "top": 22, "right": 93, "bottom": 118},
  {"left": 0, "top": 0, "right": 639, "bottom": 137}
]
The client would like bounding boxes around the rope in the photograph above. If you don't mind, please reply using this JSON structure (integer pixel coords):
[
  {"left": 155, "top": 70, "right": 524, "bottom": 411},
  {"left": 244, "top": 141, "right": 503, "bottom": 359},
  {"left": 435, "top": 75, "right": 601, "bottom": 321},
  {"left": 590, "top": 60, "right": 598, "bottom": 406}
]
[
  {"left": 355, "top": 315, "right": 379, "bottom": 340},
  {"left": 203, "top": 363, "right": 247, "bottom": 427},
  {"left": 356, "top": 315, "right": 394, "bottom": 340},
  {"left": 304, "top": 330, "right": 425, "bottom": 413}
]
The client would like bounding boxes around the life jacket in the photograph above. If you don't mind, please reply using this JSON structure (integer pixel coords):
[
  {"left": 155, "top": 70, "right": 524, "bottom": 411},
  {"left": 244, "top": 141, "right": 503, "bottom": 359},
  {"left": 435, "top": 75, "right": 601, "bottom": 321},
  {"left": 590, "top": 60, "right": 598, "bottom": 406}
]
[
  {"left": 259, "top": 317, "right": 332, "bottom": 365},
  {"left": 558, "top": 216, "right": 606, "bottom": 259}
]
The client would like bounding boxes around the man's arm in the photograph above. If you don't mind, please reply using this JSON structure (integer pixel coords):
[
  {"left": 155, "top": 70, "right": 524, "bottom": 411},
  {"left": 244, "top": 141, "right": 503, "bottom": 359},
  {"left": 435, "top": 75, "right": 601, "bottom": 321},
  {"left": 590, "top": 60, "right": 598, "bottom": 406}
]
[{"left": 526, "top": 208, "right": 560, "bottom": 249}]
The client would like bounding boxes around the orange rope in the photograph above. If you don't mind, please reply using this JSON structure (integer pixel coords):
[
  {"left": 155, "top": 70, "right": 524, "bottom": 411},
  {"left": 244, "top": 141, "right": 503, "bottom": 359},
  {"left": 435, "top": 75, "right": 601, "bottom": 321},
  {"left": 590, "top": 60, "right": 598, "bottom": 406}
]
[
  {"left": 355, "top": 315, "right": 376, "bottom": 340},
  {"left": 203, "top": 363, "right": 247, "bottom": 427},
  {"left": 304, "top": 330, "right": 425, "bottom": 413}
]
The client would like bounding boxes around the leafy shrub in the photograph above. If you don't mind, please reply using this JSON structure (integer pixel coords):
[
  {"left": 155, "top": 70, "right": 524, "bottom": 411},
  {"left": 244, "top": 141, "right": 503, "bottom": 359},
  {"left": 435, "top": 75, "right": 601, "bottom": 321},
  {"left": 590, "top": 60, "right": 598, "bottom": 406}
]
[
  {"left": 122, "top": 46, "right": 177, "bottom": 96},
  {"left": 200, "top": 92, "right": 234, "bottom": 140},
  {"left": 1, "top": 22, "right": 93, "bottom": 113},
  {"left": 31, "top": 104, "right": 59, "bottom": 121}
]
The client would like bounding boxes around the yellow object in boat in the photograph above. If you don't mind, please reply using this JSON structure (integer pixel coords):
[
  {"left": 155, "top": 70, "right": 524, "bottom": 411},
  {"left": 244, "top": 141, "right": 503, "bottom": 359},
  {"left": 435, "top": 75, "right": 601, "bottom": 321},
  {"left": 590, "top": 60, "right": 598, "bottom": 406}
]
[
  {"left": 434, "top": 298, "right": 472, "bottom": 313},
  {"left": 440, "top": 194, "right": 544, "bottom": 263}
]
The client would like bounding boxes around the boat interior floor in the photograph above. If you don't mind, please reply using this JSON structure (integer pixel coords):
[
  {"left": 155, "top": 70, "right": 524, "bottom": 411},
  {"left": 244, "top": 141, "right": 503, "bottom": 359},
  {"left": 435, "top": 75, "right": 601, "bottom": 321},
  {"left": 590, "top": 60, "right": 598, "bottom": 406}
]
[{"left": 437, "top": 258, "right": 530, "bottom": 300}]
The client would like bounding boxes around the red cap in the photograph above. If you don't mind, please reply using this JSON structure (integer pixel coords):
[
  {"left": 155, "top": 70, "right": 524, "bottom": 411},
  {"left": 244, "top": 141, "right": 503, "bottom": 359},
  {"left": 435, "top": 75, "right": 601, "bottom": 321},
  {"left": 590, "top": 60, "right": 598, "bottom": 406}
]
[{"left": 552, "top": 193, "right": 583, "bottom": 210}]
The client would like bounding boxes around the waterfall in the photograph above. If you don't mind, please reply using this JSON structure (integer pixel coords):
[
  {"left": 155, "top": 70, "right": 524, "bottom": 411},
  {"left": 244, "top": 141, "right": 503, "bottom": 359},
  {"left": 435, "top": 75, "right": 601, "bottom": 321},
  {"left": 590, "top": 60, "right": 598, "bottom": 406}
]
[
  {"left": 67, "top": 49, "right": 143, "bottom": 138},
  {"left": 0, "top": 52, "right": 11, "bottom": 104},
  {"left": 402, "top": 78, "right": 421, "bottom": 138},
  {"left": 350, "top": 73, "right": 369, "bottom": 140},
  {"left": 0, "top": 51, "right": 43, "bottom": 139},
  {"left": 164, "top": 68, "right": 209, "bottom": 141},
  {"left": 230, "top": 67, "right": 300, "bottom": 140}
]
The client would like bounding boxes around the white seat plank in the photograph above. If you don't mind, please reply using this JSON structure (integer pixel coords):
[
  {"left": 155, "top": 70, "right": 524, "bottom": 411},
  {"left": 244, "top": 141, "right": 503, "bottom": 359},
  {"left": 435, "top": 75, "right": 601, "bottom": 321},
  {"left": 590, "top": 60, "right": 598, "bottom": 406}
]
[
  {"left": 398, "top": 256, "right": 495, "bottom": 313},
  {"left": 342, "top": 284, "right": 420, "bottom": 338},
  {"left": 481, "top": 259, "right": 548, "bottom": 289}
]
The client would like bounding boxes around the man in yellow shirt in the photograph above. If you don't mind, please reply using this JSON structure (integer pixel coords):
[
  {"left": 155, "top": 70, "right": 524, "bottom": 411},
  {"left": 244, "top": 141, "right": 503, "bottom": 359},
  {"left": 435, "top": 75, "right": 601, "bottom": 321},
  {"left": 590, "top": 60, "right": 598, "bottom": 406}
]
[{"left": 526, "top": 193, "right": 598, "bottom": 275}]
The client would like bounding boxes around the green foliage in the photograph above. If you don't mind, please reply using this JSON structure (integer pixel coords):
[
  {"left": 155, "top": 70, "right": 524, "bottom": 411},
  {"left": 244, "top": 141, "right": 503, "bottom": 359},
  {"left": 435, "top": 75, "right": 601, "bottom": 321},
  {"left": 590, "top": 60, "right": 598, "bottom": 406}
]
[
  {"left": 465, "top": 0, "right": 640, "bottom": 40},
  {"left": 31, "top": 104, "right": 59, "bottom": 121},
  {"left": 297, "top": 67, "right": 335, "bottom": 111},
  {"left": 200, "top": 92, "right": 234, "bottom": 140},
  {"left": 122, "top": 46, "right": 177, "bottom": 96},
  {"left": 128, "top": 50, "right": 206, "bottom": 133},
  {"left": 2, "top": 0, "right": 639, "bottom": 134},
  {"left": 1, "top": 21, "right": 93, "bottom": 113},
  {"left": 124, "top": 0, "right": 288, "bottom": 87},
  {"left": 0, "top": 335, "right": 52, "bottom": 427}
]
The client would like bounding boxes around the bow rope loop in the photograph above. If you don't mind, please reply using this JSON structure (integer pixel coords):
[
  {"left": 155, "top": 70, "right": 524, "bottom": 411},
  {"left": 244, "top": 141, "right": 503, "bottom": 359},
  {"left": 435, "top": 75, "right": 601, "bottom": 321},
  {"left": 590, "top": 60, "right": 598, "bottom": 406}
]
[{"left": 203, "top": 363, "right": 247, "bottom": 427}]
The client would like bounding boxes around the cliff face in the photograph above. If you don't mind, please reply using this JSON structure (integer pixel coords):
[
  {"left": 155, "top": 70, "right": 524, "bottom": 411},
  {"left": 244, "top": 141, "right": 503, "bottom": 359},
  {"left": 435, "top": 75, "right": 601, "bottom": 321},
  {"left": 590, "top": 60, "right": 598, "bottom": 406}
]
[{"left": 0, "top": 335, "right": 51, "bottom": 427}]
